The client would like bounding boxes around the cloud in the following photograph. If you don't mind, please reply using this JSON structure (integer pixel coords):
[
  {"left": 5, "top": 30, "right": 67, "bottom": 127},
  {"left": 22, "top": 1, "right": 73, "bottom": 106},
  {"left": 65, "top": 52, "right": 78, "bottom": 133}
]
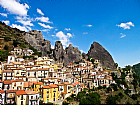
[
  {"left": 83, "top": 32, "right": 88, "bottom": 35},
  {"left": 26, "top": 26, "right": 32, "bottom": 31},
  {"left": 65, "top": 28, "right": 71, "bottom": 31},
  {"left": 41, "top": 29, "right": 50, "bottom": 32},
  {"left": 51, "top": 45, "right": 55, "bottom": 49},
  {"left": 37, "top": 8, "right": 44, "bottom": 16},
  {"left": 67, "top": 33, "right": 73, "bottom": 38},
  {"left": 117, "top": 22, "right": 134, "bottom": 30},
  {"left": 0, "top": 0, "right": 29, "bottom": 16},
  {"left": 0, "top": 13, "right": 7, "bottom": 17},
  {"left": 38, "top": 23, "right": 53, "bottom": 29},
  {"left": 56, "top": 31, "right": 73, "bottom": 47},
  {"left": 16, "top": 16, "right": 33, "bottom": 27},
  {"left": 85, "top": 24, "right": 93, "bottom": 27},
  {"left": 36, "top": 16, "right": 52, "bottom": 23},
  {"left": 120, "top": 33, "right": 126, "bottom": 38},
  {"left": 11, "top": 24, "right": 29, "bottom": 31},
  {"left": 2, "top": 20, "right": 10, "bottom": 25}
]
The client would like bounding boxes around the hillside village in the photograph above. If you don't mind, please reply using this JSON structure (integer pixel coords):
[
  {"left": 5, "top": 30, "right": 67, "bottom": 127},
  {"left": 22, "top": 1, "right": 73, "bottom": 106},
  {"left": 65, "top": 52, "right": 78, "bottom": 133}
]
[
  {"left": 0, "top": 46, "right": 118, "bottom": 105},
  {"left": 0, "top": 22, "right": 140, "bottom": 105}
]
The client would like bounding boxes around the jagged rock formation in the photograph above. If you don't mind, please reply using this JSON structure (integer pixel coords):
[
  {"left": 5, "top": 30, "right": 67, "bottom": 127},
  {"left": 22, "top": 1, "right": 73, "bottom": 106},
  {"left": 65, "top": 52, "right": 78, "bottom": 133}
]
[
  {"left": 22, "top": 30, "right": 83, "bottom": 65},
  {"left": 24, "top": 30, "right": 51, "bottom": 56},
  {"left": 0, "top": 21, "right": 117, "bottom": 69},
  {"left": 52, "top": 42, "right": 82, "bottom": 65},
  {"left": 87, "top": 42, "right": 116, "bottom": 69},
  {"left": 53, "top": 41, "right": 65, "bottom": 63},
  {"left": 82, "top": 52, "right": 88, "bottom": 60},
  {"left": 64, "top": 44, "right": 82, "bottom": 65}
]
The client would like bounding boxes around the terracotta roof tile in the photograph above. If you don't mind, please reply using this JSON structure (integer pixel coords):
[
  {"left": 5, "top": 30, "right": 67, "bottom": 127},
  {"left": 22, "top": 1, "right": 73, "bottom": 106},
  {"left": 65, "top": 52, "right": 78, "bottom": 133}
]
[
  {"left": 3, "top": 70, "right": 13, "bottom": 73},
  {"left": 57, "top": 84, "right": 64, "bottom": 86},
  {"left": 43, "top": 86, "right": 50, "bottom": 89},
  {"left": 12, "top": 79, "right": 24, "bottom": 82},
  {"left": 63, "top": 82, "right": 71, "bottom": 85},
  {"left": 61, "top": 92, "right": 67, "bottom": 94},
  {"left": 0, "top": 90, "right": 5, "bottom": 94},
  {"left": 25, "top": 90, "right": 38, "bottom": 95},
  {"left": 24, "top": 82, "right": 34, "bottom": 87},
  {"left": 49, "top": 84, "right": 58, "bottom": 88},
  {"left": 7, "top": 90, "right": 17, "bottom": 93},
  {"left": 33, "top": 82, "right": 43, "bottom": 85},
  {"left": 3, "top": 80, "right": 12, "bottom": 85},
  {"left": 16, "top": 90, "right": 27, "bottom": 95}
]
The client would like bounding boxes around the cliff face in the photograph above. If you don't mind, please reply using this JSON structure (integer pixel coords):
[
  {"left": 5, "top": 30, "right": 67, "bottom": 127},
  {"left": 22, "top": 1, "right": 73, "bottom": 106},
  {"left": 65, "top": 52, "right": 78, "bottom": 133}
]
[
  {"left": 87, "top": 42, "right": 116, "bottom": 69},
  {"left": 0, "top": 21, "right": 116, "bottom": 69},
  {"left": 52, "top": 42, "right": 82, "bottom": 65},
  {"left": 64, "top": 44, "right": 82, "bottom": 65},
  {"left": 23, "top": 30, "right": 82, "bottom": 65},
  {"left": 24, "top": 30, "right": 51, "bottom": 56}
]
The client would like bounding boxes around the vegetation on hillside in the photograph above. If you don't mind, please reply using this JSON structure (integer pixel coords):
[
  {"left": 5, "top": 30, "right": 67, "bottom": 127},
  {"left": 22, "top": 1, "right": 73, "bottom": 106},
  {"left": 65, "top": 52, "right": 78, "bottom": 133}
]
[
  {"left": 133, "top": 63, "right": 140, "bottom": 87},
  {"left": 63, "top": 65, "right": 140, "bottom": 105},
  {"left": 0, "top": 21, "right": 42, "bottom": 61}
]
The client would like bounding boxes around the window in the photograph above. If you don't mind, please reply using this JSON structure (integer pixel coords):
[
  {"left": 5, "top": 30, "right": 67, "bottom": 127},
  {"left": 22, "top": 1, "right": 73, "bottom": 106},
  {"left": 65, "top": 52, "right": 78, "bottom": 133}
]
[
  {"left": 28, "top": 72, "right": 30, "bottom": 76},
  {"left": 16, "top": 71, "right": 19, "bottom": 75},
  {"left": 21, "top": 95, "right": 23, "bottom": 100},
  {"left": 31, "top": 96, "right": 33, "bottom": 99},
  {"left": 47, "top": 94, "right": 49, "bottom": 98},
  {"left": 21, "top": 101, "right": 23, "bottom": 105},
  {"left": 60, "top": 88, "right": 63, "bottom": 91}
]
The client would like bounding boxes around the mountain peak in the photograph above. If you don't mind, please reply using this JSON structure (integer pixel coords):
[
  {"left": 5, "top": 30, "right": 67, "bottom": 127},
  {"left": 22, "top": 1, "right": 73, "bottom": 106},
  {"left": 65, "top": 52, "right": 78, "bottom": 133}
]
[{"left": 87, "top": 42, "right": 116, "bottom": 69}]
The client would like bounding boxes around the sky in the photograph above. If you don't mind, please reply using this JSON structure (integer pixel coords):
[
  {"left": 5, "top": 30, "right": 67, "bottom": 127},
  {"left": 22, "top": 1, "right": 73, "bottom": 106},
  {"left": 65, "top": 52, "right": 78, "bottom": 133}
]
[{"left": 0, "top": 0, "right": 140, "bottom": 67}]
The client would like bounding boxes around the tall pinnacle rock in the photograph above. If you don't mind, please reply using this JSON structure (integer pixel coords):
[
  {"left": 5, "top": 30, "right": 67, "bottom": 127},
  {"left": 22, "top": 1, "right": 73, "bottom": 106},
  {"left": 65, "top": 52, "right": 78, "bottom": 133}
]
[
  {"left": 53, "top": 41, "right": 65, "bottom": 63},
  {"left": 87, "top": 42, "right": 116, "bottom": 69}
]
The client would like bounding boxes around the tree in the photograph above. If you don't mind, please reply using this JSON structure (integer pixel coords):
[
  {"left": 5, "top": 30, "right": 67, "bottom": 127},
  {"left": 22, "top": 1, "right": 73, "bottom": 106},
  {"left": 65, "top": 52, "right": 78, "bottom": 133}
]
[
  {"left": 110, "top": 84, "right": 118, "bottom": 91},
  {"left": 115, "top": 63, "right": 118, "bottom": 69},
  {"left": 91, "top": 58, "right": 95, "bottom": 64},
  {"left": 106, "top": 95, "right": 117, "bottom": 105},
  {"left": 62, "top": 101, "right": 69, "bottom": 105},
  {"left": 79, "top": 92, "right": 101, "bottom": 105},
  {"left": 13, "top": 40, "right": 20, "bottom": 47},
  {"left": 111, "top": 72, "right": 117, "bottom": 81},
  {"left": 106, "top": 86, "right": 112, "bottom": 93},
  {"left": 4, "top": 45, "right": 9, "bottom": 50},
  {"left": 0, "top": 50, "right": 9, "bottom": 61},
  {"left": 77, "top": 91, "right": 86, "bottom": 101}
]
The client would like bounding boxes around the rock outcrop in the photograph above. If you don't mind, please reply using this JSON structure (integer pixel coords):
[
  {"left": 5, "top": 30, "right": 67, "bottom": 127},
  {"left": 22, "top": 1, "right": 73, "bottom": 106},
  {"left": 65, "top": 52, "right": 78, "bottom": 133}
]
[
  {"left": 64, "top": 44, "right": 82, "bottom": 65},
  {"left": 0, "top": 21, "right": 117, "bottom": 69},
  {"left": 52, "top": 42, "right": 83, "bottom": 65},
  {"left": 87, "top": 42, "right": 116, "bottom": 69},
  {"left": 53, "top": 41, "right": 65, "bottom": 63},
  {"left": 24, "top": 30, "right": 51, "bottom": 56}
]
